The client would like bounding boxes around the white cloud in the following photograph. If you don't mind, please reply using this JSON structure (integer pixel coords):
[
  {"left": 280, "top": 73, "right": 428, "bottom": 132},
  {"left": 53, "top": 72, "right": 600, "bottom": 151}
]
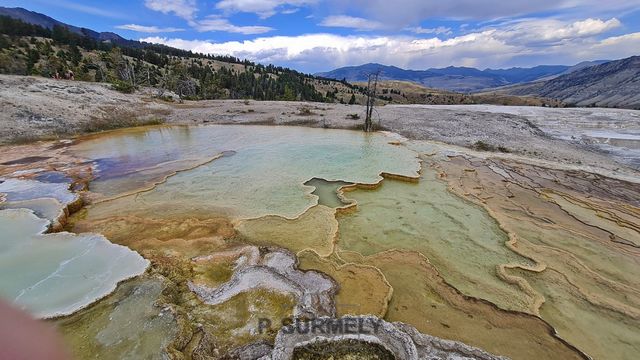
[
  {"left": 215, "top": 0, "right": 318, "bottom": 18},
  {"left": 116, "top": 24, "right": 184, "bottom": 33},
  {"left": 141, "top": 33, "right": 515, "bottom": 72},
  {"left": 408, "top": 26, "right": 452, "bottom": 35},
  {"left": 281, "top": 8, "right": 300, "bottom": 14},
  {"left": 140, "top": 17, "right": 638, "bottom": 72},
  {"left": 574, "top": 32, "right": 640, "bottom": 59},
  {"left": 328, "top": 0, "right": 639, "bottom": 27},
  {"left": 191, "top": 17, "right": 274, "bottom": 34},
  {"left": 492, "top": 18, "right": 622, "bottom": 45},
  {"left": 598, "top": 32, "right": 640, "bottom": 46},
  {"left": 319, "top": 16, "right": 385, "bottom": 31},
  {"left": 568, "top": 18, "right": 622, "bottom": 36},
  {"left": 144, "top": 0, "right": 197, "bottom": 20},
  {"left": 143, "top": 0, "right": 271, "bottom": 34}
]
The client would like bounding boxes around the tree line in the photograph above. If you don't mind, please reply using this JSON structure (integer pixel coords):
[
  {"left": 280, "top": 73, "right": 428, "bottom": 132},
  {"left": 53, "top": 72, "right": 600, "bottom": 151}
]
[{"left": 0, "top": 15, "right": 360, "bottom": 102}]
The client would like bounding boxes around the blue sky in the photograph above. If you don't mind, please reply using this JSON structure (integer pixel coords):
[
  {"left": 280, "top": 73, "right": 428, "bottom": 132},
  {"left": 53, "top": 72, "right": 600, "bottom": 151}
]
[{"left": 5, "top": 0, "right": 640, "bottom": 73}]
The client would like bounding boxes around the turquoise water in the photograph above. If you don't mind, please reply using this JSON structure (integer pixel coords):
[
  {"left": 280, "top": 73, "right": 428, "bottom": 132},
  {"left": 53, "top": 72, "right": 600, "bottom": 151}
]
[
  {"left": 0, "top": 209, "right": 148, "bottom": 318},
  {"left": 74, "top": 125, "right": 420, "bottom": 220}
]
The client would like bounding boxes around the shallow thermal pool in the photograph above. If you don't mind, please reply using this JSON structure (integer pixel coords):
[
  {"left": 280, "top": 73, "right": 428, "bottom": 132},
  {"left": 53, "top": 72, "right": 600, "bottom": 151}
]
[
  {"left": 69, "top": 125, "right": 421, "bottom": 220},
  {"left": 1, "top": 124, "right": 637, "bottom": 359}
]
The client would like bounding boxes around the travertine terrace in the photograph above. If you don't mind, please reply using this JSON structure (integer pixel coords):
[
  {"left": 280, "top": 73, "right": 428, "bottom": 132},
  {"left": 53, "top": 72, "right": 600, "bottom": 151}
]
[{"left": 1, "top": 95, "right": 638, "bottom": 359}]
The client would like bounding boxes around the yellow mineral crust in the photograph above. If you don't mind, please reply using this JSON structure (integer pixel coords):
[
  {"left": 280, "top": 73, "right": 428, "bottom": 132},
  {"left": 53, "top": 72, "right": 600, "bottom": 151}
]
[
  {"left": 358, "top": 250, "right": 586, "bottom": 360},
  {"left": 297, "top": 249, "right": 393, "bottom": 317},
  {"left": 237, "top": 205, "right": 339, "bottom": 257},
  {"left": 437, "top": 156, "right": 640, "bottom": 359}
]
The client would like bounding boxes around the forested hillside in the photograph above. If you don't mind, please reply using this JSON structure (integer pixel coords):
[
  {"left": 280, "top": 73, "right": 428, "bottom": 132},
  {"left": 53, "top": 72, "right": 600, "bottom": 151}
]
[{"left": 0, "top": 15, "right": 359, "bottom": 102}]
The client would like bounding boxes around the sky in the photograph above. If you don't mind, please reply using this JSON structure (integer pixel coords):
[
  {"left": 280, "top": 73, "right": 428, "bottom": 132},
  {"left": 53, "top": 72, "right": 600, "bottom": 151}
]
[{"left": 5, "top": 0, "right": 640, "bottom": 73}]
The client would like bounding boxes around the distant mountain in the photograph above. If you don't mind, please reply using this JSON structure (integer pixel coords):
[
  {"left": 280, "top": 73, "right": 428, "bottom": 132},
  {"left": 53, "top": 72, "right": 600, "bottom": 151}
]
[
  {"left": 0, "top": 6, "right": 140, "bottom": 47},
  {"left": 316, "top": 63, "right": 498, "bottom": 92},
  {"left": 316, "top": 63, "right": 437, "bottom": 83},
  {"left": 315, "top": 62, "right": 513, "bottom": 93},
  {"left": 529, "top": 61, "right": 610, "bottom": 82},
  {"left": 483, "top": 65, "right": 570, "bottom": 83},
  {"left": 0, "top": 7, "right": 80, "bottom": 33},
  {"left": 498, "top": 56, "right": 640, "bottom": 109},
  {"left": 558, "top": 60, "right": 611, "bottom": 76},
  {"left": 316, "top": 62, "right": 611, "bottom": 93}
]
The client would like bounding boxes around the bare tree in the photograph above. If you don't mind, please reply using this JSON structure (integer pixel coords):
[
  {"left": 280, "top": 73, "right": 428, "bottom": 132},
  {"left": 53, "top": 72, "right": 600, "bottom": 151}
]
[
  {"left": 155, "top": 69, "right": 174, "bottom": 98},
  {"left": 118, "top": 63, "right": 136, "bottom": 86},
  {"left": 176, "top": 77, "right": 197, "bottom": 99},
  {"left": 364, "top": 70, "right": 380, "bottom": 132}
]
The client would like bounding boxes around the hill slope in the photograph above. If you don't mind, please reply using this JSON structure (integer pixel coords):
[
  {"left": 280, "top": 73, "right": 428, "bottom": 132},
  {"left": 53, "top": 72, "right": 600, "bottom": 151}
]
[
  {"left": 354, "top": 80, "right": 562, "bottom": 107},
  {"left": 0, "top": 8, "right": 363, "bottom": 103},
  {"left": 499, "top": 56, "right": 640, "bottom": 109}
]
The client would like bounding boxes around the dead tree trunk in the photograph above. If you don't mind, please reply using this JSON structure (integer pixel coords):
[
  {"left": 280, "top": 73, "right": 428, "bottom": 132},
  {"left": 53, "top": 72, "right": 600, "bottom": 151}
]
[{"left": 364, "top": 71, "right": 380, "bottom": 132}]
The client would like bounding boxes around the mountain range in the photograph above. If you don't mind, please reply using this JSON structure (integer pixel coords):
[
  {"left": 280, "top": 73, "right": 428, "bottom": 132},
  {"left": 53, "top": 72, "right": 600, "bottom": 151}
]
[
  {"left": 316, "top": 61, "right": 609, "bottom": 93},
  {"left": 0, "top": 7, "right": 140, "bottom": 48}
]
